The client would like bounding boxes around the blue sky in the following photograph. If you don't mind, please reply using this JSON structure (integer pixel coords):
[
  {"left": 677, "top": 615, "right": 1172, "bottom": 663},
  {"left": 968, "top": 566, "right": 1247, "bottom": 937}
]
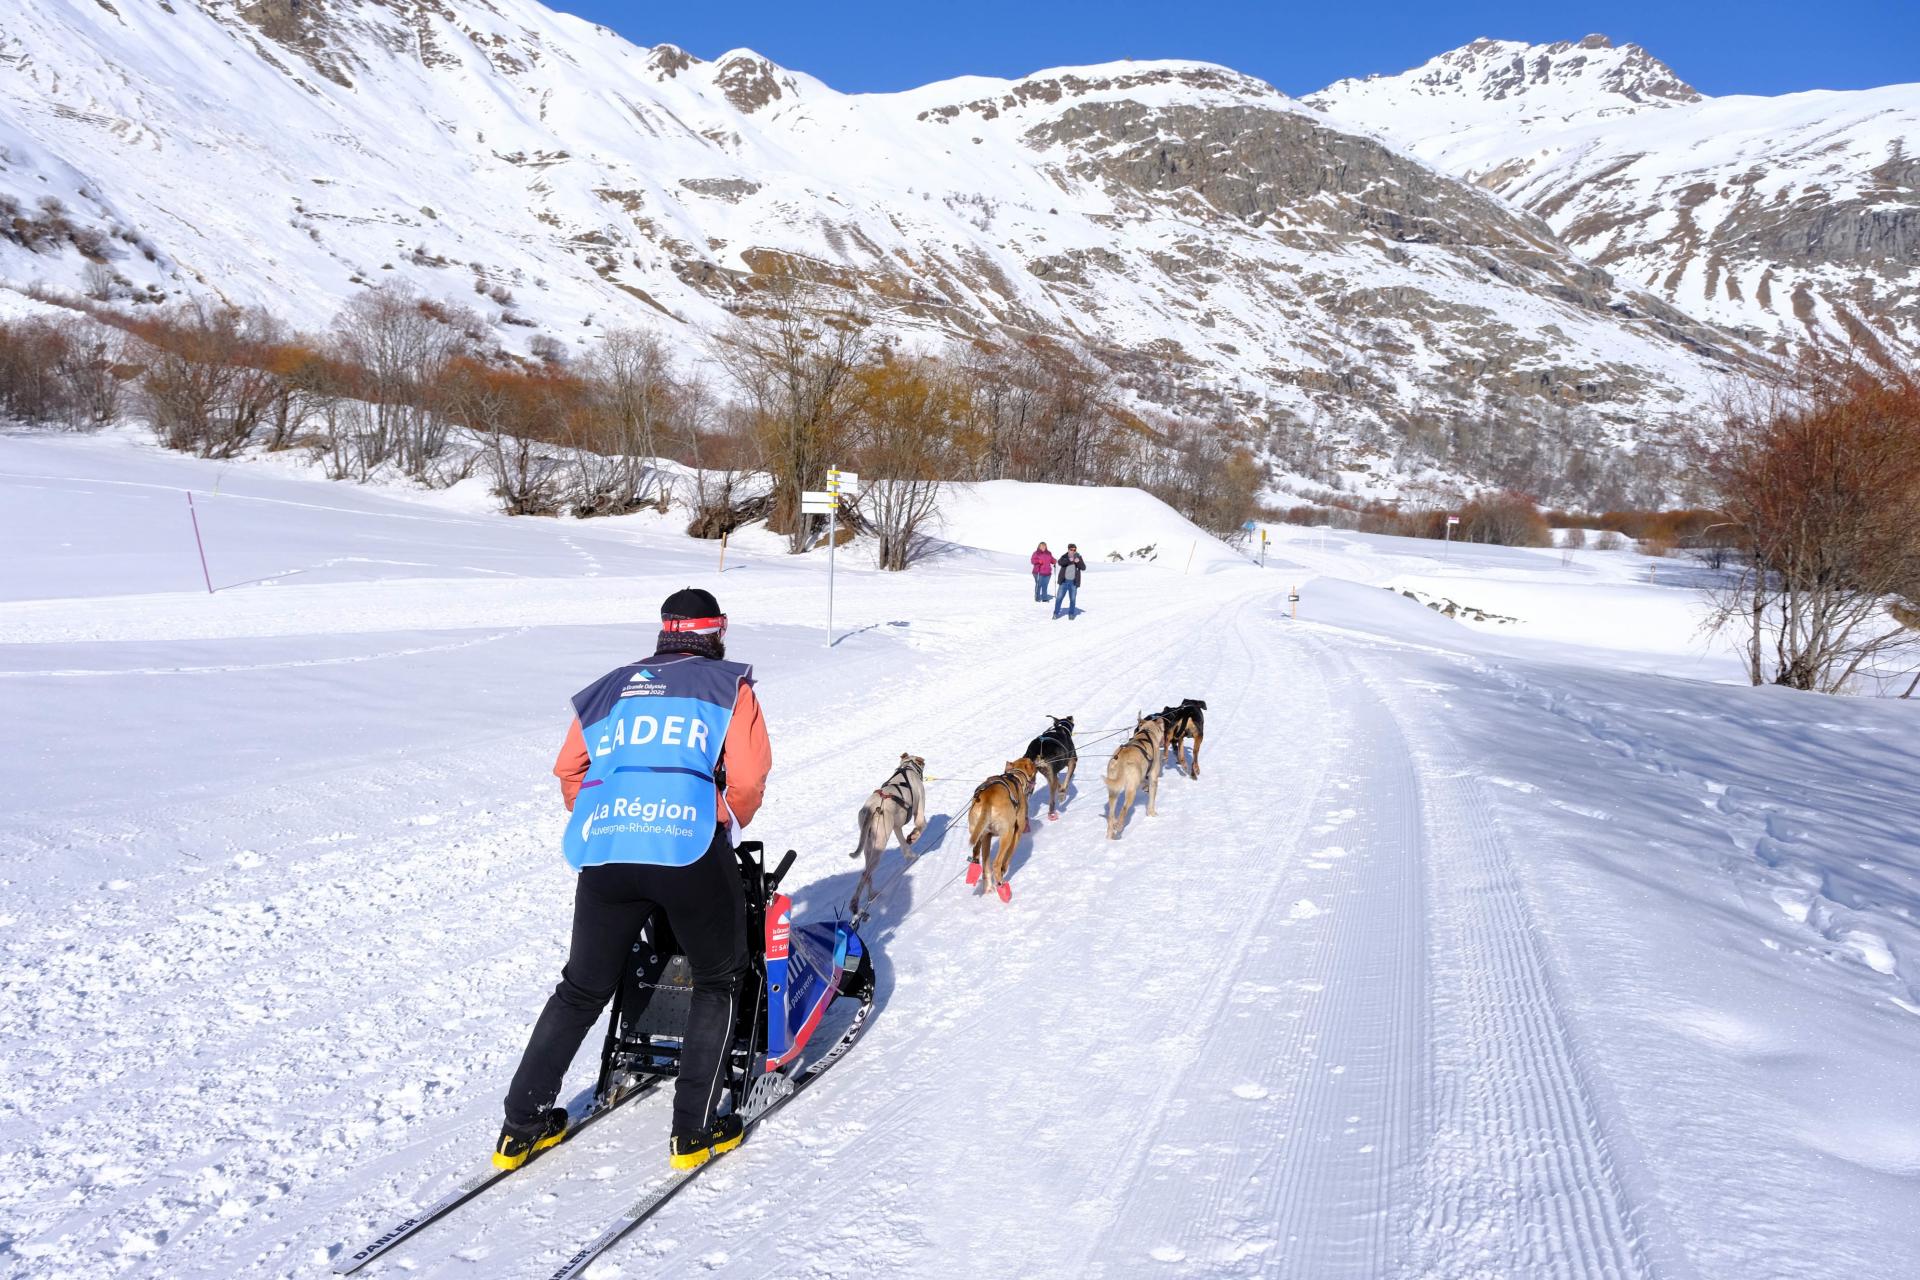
[{"left": 553, "top": 1, "right": 1916, "bottom": 98}]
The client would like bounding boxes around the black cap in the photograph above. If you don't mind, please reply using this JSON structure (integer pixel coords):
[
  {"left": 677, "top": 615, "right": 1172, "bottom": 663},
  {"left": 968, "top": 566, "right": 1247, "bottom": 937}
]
[{"left": 662, "top": 586, "right": 721, "bottom": 619}]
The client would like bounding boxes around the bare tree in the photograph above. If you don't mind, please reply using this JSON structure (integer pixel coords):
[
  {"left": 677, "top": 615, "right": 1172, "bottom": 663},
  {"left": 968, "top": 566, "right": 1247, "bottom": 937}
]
[
  {"left": 678, "top": 390, "right": 767, "bottom": 540},
  {"left": 712, "top": 274, "right": 868, "bottom": 553},
  {"left": 569, "top": 328, "right": 675, "bottom": 516},
  {"left": 1702, "top": 361, "right": 1920, "bottom": 693},
  {"left": 849, "top": 355, "right": 961, "bottom": 570},
  {"left": 440, "top": 358, "right": 568, "bottom": 515},
  {"left": 331, "top": 286, "right": 468, "bottom": 480}
]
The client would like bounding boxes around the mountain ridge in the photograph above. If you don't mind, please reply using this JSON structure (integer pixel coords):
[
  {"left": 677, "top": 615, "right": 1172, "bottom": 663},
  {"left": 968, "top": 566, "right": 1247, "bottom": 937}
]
[
  {"left": 5, "top": 5, "right": 1863, "bottom": 503},
  {"left": 1307, "top": 35, "right": 1920, "bottom": 361}
]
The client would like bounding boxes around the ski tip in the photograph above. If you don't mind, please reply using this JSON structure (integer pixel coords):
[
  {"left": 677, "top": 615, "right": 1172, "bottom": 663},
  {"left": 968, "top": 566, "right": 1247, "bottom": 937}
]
[{"left": 996, "top": 882, "right": 1012, "bottom": 903}]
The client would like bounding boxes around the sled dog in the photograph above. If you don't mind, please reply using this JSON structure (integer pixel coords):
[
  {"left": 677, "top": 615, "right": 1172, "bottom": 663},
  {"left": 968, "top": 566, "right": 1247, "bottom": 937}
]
[
  {"left": 1158, "top": 699, "right": 1208, "bottom": 779},
  {"left": 848, "top": 753, "right": 928, "bottom": 916},
  {"left": 967, "top": 758, "right": 1036, "bottom": 901},
  {"left": 1022, "top": 715, "right": 1078, "bottom": 820},
  {"left": 1104, "top": 715, "right": 1167, "bottom": 839}
]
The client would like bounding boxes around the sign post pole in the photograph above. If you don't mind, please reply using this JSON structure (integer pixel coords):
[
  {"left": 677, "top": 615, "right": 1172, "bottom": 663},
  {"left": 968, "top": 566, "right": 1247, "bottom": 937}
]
[
  {"left": 810, "top": 468, "right": 859, "bottom": 649},
  {"left": 827, "top": 475, "right": 835, "bottom": 647},
  {"left": 1445, "top": 513, "right": 1459, "bottom": 563}
]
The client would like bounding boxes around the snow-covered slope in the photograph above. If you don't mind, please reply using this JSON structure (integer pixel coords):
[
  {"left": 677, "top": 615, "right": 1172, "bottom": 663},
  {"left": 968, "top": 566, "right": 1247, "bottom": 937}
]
[
  {"left": 1309, "top": 36, "right": 1920, "bottom": 358},
  {"left": 0, "top": 2, "right": 1749, "bottom": 485},
  {"left": 5, "top": 429, "right": 1918, "bottom": 1278}
]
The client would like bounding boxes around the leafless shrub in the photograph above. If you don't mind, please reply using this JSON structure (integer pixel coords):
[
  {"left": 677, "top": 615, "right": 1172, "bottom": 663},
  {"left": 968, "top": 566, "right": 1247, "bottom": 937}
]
[
  {"left": 0, "top": 314, "right": 124, "bottom": 428},
  {"left": 136, "top": 303, "right": 287, "bottom": 458},
  {"left": 1701, "top": 358, "right": 1920, "bottom": 693},
  {"left": 1457, "top": 491, "right": 1552, "bottom": 547}
]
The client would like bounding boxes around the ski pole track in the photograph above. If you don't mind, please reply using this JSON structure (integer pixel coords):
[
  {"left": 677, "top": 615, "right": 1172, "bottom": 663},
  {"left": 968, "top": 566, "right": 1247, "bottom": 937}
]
[{"left": 1341, "top": 648, "right": 1657, "bottom": 1280}]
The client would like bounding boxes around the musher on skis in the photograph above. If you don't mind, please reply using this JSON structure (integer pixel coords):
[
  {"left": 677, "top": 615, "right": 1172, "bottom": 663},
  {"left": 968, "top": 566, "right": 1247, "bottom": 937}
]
[{"left": 495, "top": 587, "right": 771, "bottom": 1173}]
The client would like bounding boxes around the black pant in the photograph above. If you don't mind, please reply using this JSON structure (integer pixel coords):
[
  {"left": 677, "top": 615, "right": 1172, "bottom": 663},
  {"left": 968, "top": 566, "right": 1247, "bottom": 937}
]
[{"left": 505, "top": 828, "right": 749, "bottom": 1138}]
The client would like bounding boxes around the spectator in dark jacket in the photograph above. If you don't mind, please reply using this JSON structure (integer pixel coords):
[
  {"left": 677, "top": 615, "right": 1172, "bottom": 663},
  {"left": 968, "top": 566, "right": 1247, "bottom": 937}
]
[
  {"left": 1029, "top": 542, "right": 1055, "bottom": 602},
  {"left": 1054, "top": 545, "right": 1087, "bottom": 619}
]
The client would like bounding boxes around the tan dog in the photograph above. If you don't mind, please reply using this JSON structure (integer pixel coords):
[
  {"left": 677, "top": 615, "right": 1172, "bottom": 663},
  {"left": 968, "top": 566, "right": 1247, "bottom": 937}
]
[
  {"left": 847, "top": 753, "right": 927, "bottom": 917},
  {"left": 1104, "top": 715, "right": 1167, "bottom": 839},
  {"left": 966, "top": 757, "right": 1036, "bottom": 902}
]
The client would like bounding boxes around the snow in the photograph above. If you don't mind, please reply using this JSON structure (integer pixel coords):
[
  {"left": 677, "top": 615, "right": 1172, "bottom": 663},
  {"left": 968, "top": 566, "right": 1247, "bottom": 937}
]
[{"left": 4, "top": 428, "right": 1920, "bottom": 1278}]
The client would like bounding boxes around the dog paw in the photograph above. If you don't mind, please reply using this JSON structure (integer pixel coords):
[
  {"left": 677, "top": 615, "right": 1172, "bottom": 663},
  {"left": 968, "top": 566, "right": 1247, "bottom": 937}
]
[{"left": 996, "top": 882, "right": 1012, "bottom": 903}]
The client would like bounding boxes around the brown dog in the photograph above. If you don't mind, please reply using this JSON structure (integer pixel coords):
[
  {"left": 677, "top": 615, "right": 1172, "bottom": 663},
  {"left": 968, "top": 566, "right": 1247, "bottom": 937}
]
[
  {"left": 847, "top": 753, "right": 927, "bottom": 917},
  {"left": 967, "top": 757, "right": 1036, "bottom": 902},
  {"left": 1104, "top": 715, "right": 1166, "bottom": 839}
]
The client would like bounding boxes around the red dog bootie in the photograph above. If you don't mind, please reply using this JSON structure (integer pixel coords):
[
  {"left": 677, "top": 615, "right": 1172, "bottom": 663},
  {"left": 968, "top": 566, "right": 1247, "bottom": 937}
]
[
  {"left": 965, "top": 861, "right": 982, "bottom": 887},
  {"left": 996, "top": 882, "right": 1012, "bottom": 903}
]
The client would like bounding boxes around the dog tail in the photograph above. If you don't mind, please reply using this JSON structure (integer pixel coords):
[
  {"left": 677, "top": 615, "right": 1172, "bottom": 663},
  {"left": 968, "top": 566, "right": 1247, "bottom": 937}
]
[{"left": 850, "top": 800, "right": 872, "bottom": 858}]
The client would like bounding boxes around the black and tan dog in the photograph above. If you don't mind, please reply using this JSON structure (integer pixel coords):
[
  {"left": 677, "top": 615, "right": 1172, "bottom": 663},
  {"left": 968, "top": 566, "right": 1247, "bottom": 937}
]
[
  {"left": 1021, "top": 715, "right": 1077, "bottom": 821},
  {"left": 848, "top": 753, "right": 928, "bottom": 917},
  {"left": 1158, "top": 699, "right": 1207, "bottom": 779},
  {"left": 967, "top": 757, "right": 1036, "bottom": 902}
]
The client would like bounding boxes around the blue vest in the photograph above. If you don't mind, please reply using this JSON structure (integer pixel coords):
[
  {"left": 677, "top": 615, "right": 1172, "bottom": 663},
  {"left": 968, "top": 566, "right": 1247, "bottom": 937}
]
[{"left": 562, "top": 654, "right": 752, "bottom": 870}]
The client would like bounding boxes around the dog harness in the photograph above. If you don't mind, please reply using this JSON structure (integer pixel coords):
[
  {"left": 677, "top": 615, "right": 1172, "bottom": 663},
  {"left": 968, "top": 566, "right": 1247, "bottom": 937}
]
[
  {"left": 877, "top": 761, "right": 918, "bottom": 807},
  {"left": 562, "top": 654, "right": 752, "bottom": 870}
]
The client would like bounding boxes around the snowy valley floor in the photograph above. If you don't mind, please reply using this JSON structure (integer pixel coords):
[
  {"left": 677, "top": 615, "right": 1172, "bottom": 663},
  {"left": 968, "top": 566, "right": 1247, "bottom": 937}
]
[{"left": 3, "top": 430, "right": 1918, "bottom": 1279}]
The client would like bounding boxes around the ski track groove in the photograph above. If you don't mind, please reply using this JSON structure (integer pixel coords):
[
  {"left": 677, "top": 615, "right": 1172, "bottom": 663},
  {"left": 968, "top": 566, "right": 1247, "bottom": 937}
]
[
  {"left": 1208, "top": 634, "right": 1425, "bottom": 1278},
  {"left": 1346, "top": 649, "right": 1656, "bottom": 1280},
  {"left": 1081, "top": 597, "right": 1326, "bottom": 1275}
]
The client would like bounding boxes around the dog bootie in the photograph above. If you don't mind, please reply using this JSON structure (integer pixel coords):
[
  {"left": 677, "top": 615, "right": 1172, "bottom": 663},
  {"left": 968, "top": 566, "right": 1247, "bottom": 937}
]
[
  {"left": 494, "top": 1107, "right": 568, "bottom": 1170},
  {"left": 670, "top": 1114, "right": 744, "bottom": 1170},
  {"left": 965, "top": 861, "right": 982, "bottom": 887},
  {"left": 996, "top": 882, "right": 1012, "bottom": 903}
]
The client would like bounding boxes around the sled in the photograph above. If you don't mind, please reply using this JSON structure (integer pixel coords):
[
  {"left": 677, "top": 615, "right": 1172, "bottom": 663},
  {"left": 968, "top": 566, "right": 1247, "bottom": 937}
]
[{"left": 595, "top": 840, "right": 876, "bottom": 1109}]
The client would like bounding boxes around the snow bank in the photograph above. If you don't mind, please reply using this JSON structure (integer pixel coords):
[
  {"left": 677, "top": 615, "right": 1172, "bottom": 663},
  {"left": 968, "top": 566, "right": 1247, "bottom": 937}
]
[{"left": 933, "top": 479, "right": 1246, "bottom": 571}]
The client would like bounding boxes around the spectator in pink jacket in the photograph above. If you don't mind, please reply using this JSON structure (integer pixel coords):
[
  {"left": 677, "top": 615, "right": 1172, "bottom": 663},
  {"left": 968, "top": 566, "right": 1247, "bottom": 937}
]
[{"left": 1030, "top": 542, "right": 1056, "bottom": 602}]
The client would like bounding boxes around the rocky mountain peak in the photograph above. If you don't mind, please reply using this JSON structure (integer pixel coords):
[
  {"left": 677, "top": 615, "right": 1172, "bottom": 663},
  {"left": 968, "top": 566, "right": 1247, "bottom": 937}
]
[
  {"left": 709, "top": 50, "right": 795, "bottom": 114},
  {"left": 646, "top": 42, "right": 701, "bottom": 79},
  {"left": 1310, "top": 35, "right": 1701, "bottom": 117}
]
